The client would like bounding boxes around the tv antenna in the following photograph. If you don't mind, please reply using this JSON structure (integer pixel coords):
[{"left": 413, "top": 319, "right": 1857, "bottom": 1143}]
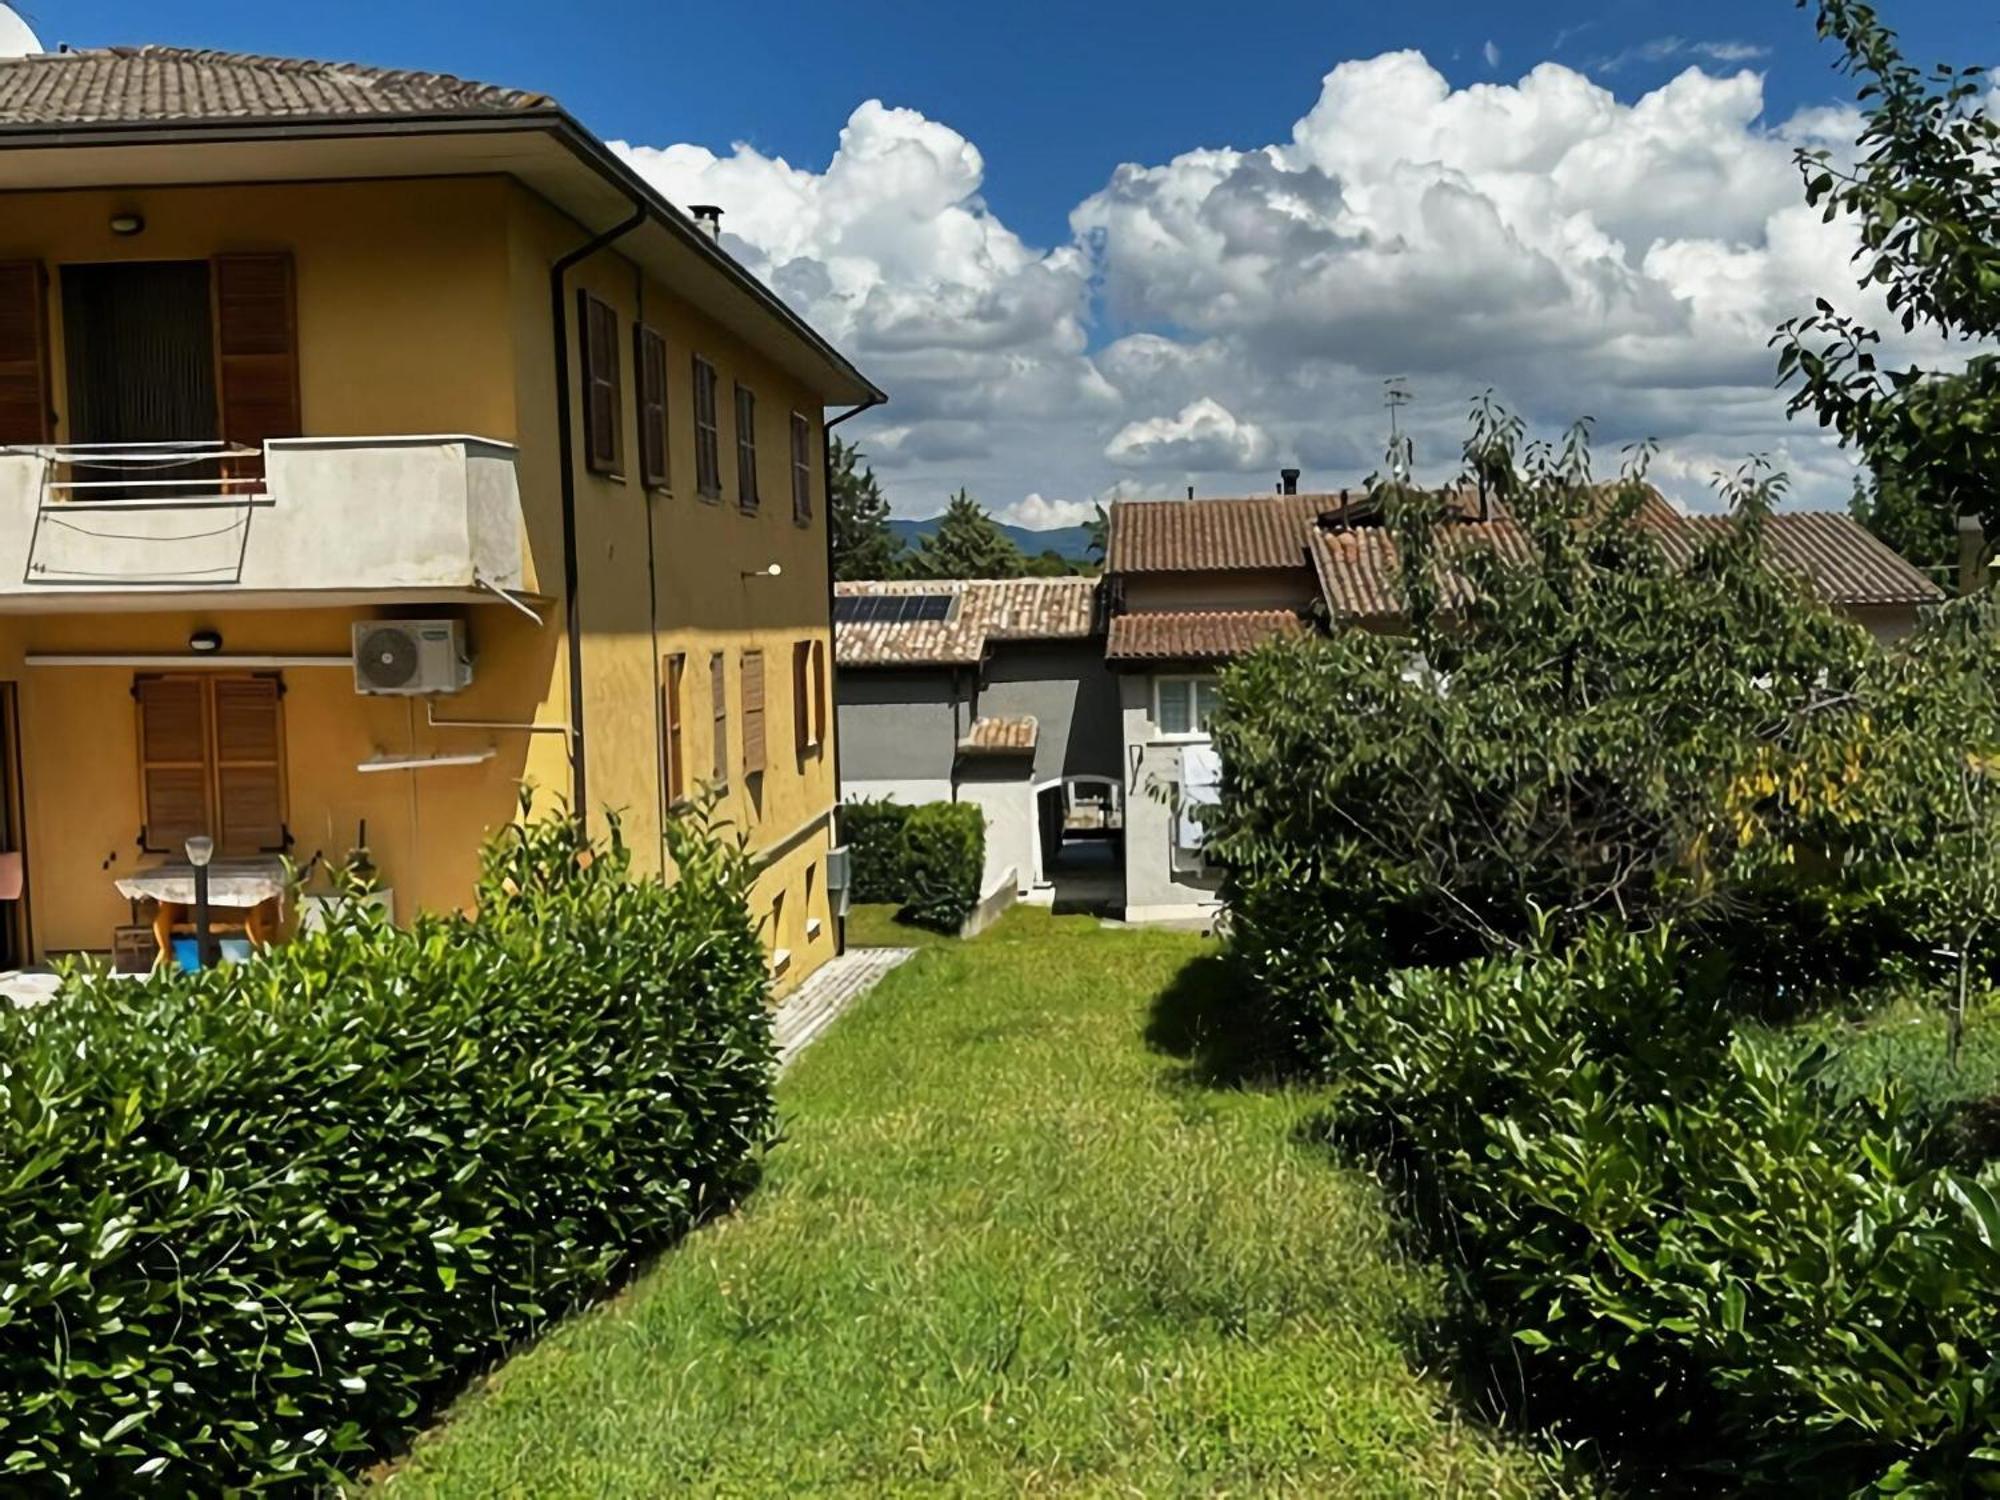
[{"left": 1384, "top": 377, "right": 1413, "bottom": 479}]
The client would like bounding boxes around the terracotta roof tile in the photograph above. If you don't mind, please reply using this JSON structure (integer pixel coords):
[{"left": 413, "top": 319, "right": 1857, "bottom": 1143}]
[
  {"left": 835, "top": 576, "right": 1099, "bottom": 667},
  {"left": 1105, "top": 609, "right": 1306, "bottom": 662},
  {"left": 1308, "top": 506, "right": 1944, "bottom": 622},
  {"left": 1107, "top": 495, "right": 1327, "bottom": 574},
  {"left": 1675, "top": 512, "right": 1944, "bottom": 607},
  {"left": 958, "top": 716, "right": 1038, "bottom": 754},
  {"left": 0, "top": 46, "right": 551, "bottom": 128}
]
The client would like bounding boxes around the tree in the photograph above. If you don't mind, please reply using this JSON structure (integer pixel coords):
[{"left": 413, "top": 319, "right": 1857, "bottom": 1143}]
[
  {"left": 1849, "top": 467, "right": 1954, "bottom": 585},
  {"left": 829, "top": 436, "right": 904, "bottom": 581},
  {"left": 1085, "top": 503, "right": 1109, "bottom": 564},
  {"left": 1775, "top": 1, "right": 2000, "bottom": 566},
  {"left": 1024, "top": 548, "right": 1075, "bottom": 578},
  {"left": 907, "top": 489, "right": 1025, "bottom": 579}
]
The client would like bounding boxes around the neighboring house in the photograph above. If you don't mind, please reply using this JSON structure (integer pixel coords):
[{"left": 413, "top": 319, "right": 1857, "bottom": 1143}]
[
  {"left": 1103, "top": 476, "right": 1946, "bottom": 924},
  {"left": 832, "top": 577, "right": 1120, "bottom": 902},
  {"left": 0, "top": 46, "right": 881, "bottom": 989}
]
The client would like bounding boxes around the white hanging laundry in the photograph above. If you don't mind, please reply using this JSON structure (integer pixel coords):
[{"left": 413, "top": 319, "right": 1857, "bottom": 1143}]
[{"left": 1178, "top": 743, "right": 1222, "bottom": 850}]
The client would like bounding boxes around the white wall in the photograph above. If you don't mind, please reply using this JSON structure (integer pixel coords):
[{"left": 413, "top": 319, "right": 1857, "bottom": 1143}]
[
  {"left": 1119, "top": 671, "right": 1224, "bottom": 923},
  {"left": 956, "top": 761, "right": 1036, "bottom": 898}
]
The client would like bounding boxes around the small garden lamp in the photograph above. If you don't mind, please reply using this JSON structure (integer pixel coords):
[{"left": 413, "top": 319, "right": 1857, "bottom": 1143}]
[{"left": 185, "top": 835, "right": 216, "bottom": 970}]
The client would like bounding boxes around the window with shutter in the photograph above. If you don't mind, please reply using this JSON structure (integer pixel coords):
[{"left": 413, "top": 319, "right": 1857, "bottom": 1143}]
[
  {"left": 663, "top": 652, "right": 686, "bottom": 805},
  {"left": 135, "top": 674, "right": 287, "bottom": 856},
  {"left": 790, "top": 411, "right": 813, "bottom": 524},
  {"left": 693, "top": 355, "right": 721, "bottom": 498},
  {"left": 0, "top": 261, "right": 50, "bottom": 446},
  {"left": 734, "top": 384, "right": 759, "bottom": 512},
  {"left": 741, "top": 651, "right": 766, "bottom": 776},
  {"left": 577, "top": 290, "right": 621, "bottom": 475},
  {"left": 213, "top": 253, "right": 300, "bottom": 460},
  {"left": 710, "top": 651, "right": 728, "bottom": 784},
  {"left": 635, "top": 323, "right": 669, "bottom": 489}
]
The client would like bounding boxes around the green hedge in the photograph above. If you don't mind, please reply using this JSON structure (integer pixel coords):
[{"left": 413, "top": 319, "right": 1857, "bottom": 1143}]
[
  {"left": 841, "top": 799, "right": 912, "bottom": 905},
  {"left": 0, "top": 807, "right": 776, "bottom": 1492},
  {"left": 840, "top": 798, "right": 985, "bottom": 931},
  {"left": 896, "top": 802, "right": 985, "bottom": 932},
  {"left": 1318, "top": 929, "right": 2000, "bottom": 1494}
]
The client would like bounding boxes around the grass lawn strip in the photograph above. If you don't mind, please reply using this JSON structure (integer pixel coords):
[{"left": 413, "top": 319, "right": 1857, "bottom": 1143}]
[{"left": 381, "top": 908, "right": 1542, "bottom": 1497}]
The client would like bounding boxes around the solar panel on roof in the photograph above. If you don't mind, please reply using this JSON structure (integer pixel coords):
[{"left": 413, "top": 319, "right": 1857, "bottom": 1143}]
[{"left": 833, "top": 592, "right": 955, "bottom": 625}]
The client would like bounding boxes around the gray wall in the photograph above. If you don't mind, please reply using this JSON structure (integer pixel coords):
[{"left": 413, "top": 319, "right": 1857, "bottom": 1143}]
[
  {"left": 836, "top": 668, "right": 964, "bottom": 792},
  {"left": 975, "top": 640, "right": 1123, "bottom": 786}
]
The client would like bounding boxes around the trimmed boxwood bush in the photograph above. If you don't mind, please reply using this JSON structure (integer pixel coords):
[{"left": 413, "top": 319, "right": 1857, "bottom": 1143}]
[
  {"left": 1316, "top": 928, "right": 2000, "bottom": 1494},
  {"left": 840, "top": 798, "right": 912, "bottom": 905},
  {"left": 895, "top": 801, "right": 985, "bottom": 932},
  {"left": 840, "top": 798, "right": 986, "bottom": 932},
  {"left": 0, "top": 805, "right": 775, "bottom": 1492}
]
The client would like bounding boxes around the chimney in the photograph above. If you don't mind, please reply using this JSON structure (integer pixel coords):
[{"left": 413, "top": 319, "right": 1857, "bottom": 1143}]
[
  {"left": 689, "top": 204, "right": 724, "bottom": 240},
  {"left": 1960, "top": 513, "right": 1988, "bottom": 595},
  {"left": 1186, "top": 485, "right": 1194, "bottom": 500},
  {"left": 1279, "top": 468, "right": 1300, "bottom": 495}
]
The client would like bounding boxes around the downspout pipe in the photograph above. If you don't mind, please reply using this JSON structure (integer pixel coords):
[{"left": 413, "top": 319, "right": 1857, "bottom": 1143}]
[
  {"left": 551, "top": 203, "right": 646, "bottom": 819},
  {"left": 823, "top": 394, "right": 884, "bottom": 954}
]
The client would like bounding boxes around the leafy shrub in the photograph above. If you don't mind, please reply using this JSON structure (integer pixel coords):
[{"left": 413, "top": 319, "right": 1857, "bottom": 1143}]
[
  {"left": 0, "top": 806, "right": 776, "bottom": 1492},
  {"left": 1320, "top": 930, "right": 2000, "bottom": 1494},
  {"left": 841, "top": 798, "right": 912, "bottom": 904},
  {"left": 895, "top": 801, "right": 985, "bottom": 931},
  {"left": 1212, "top": 411, "right": 2000, "bottom": 1053}
]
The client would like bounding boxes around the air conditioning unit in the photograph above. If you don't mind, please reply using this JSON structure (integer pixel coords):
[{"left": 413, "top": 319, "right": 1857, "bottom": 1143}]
[
  {"left": 825, "top": 845, "right": 853, "bottom": 918},
  {"left": 351, "top": 619, "right": 472, "bottom": 696}
]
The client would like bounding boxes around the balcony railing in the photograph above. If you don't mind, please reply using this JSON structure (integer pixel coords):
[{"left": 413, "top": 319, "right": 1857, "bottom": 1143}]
[
  {"left": 0, "top": 435, "right": 528, "bottom": 604},
  {"left": 24, "top": 440, "right": 271, "bottom": 587}
]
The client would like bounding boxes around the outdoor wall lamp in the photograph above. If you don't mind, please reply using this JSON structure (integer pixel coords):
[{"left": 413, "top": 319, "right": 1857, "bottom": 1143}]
[
  {"left": 108, "top": 212, "right": 146, "bottom": 236},
  {"left": 741, "top": 562, "right": 783, "bottom": 579},
  {"left": 189, "top": 628, "right": 223, "bottom": 654}
]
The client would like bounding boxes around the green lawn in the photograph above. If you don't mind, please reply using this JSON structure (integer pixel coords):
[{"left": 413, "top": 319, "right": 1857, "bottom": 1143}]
[{"left": 377, "top": 907, "right": 1542, "bottom": 1497}]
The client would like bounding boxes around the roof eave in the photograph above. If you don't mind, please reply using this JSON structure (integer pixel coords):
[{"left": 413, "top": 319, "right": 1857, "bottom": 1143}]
[{"left": 0, "top": 108, "right": 884, "bottom": 407}]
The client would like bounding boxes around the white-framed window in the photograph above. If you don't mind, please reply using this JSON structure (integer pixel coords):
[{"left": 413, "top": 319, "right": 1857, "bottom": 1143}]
[{"left": 1153, "top": 675, "right": 1220, "bottom": 740}]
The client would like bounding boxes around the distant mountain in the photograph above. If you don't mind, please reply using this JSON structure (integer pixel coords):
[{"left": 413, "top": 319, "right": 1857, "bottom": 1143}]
[{"left": 889, "top": 516, "right": 1097, "bottom": 561}]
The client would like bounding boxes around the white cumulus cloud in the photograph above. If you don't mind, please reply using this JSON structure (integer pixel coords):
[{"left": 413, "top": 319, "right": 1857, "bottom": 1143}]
[
  {"left": 994, "top": 493, "right": 1101, "bottom": 529},
  {"left": 1106, "top": 399, "right": 1274, "bottom": 470},
  {"left": 608, "top": 49, "right": 1950, "bottom": 519}
]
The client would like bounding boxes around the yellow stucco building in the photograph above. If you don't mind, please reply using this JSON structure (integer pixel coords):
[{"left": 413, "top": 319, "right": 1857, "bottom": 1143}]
[{"left": 0, "top": 47, "right": 881, "bottom": 991}]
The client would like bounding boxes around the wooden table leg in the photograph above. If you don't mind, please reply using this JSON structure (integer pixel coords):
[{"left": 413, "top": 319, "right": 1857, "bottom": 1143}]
[
  {"left": 244, "top": 898, "right": 276, "bottom": 949},
  {"left": 152, "top": 901, "right": 182, "bottom": 972}
]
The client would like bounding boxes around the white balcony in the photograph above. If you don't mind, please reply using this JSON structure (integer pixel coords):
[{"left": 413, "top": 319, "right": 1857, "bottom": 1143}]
[{"left": 0, "top": 435, "right": 530, "bottom": 611}]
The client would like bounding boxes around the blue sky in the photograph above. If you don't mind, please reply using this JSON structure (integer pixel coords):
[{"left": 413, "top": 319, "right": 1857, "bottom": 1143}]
[
  {"left": 13, "top": 2, "right": 1996, "bottom": 521},
  {"left": 24, "top": 1, "right": 1979, "bottom": 246}
]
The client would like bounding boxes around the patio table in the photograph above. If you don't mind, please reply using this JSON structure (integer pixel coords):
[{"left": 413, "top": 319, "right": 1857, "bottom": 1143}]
[{"left": 114, "top": 858, "right": 286, "bottom": 967}]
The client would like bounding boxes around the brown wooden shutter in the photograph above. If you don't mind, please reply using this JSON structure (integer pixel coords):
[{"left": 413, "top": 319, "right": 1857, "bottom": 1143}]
[
  {"left": 792, "top": 641, "right": 810, "bottom": 756},
  {"left": 0, "top": 261, "right": 49, "bottom": 446},
  {"left": 693, "top": 356, "right": 721, "bottom": 497},
  {"left": 710, "top": 651, "right": 728, "bottom": 784},
  {"left": 811, "top": 639, "right": 828, "bottom": 752},
  {"left": 741, "top": 651, "right": 765, "bottom": 775},
  {"left": 791, "top": 412, "right": 813, "bottom": 523},
  {"left": 636, "top": 324, "right": 669, "bottom": 488},
  {"left": 663, "top": 653, "right": 686, "bottom": 804},
  {"left": 212, "top": 676, "right": 286, "bottom": 854},
  {"left": 214, "top": 253, "right": 300, "bottom": 455},
  {"left": 579, "top": 291, "right": 620, "bottom": 474},
  {"left": 136, "top": 676, "right": 212, "bottom": 854},
  {"left": 734, "top": 384, "right": 759, "bottom": 511}
]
